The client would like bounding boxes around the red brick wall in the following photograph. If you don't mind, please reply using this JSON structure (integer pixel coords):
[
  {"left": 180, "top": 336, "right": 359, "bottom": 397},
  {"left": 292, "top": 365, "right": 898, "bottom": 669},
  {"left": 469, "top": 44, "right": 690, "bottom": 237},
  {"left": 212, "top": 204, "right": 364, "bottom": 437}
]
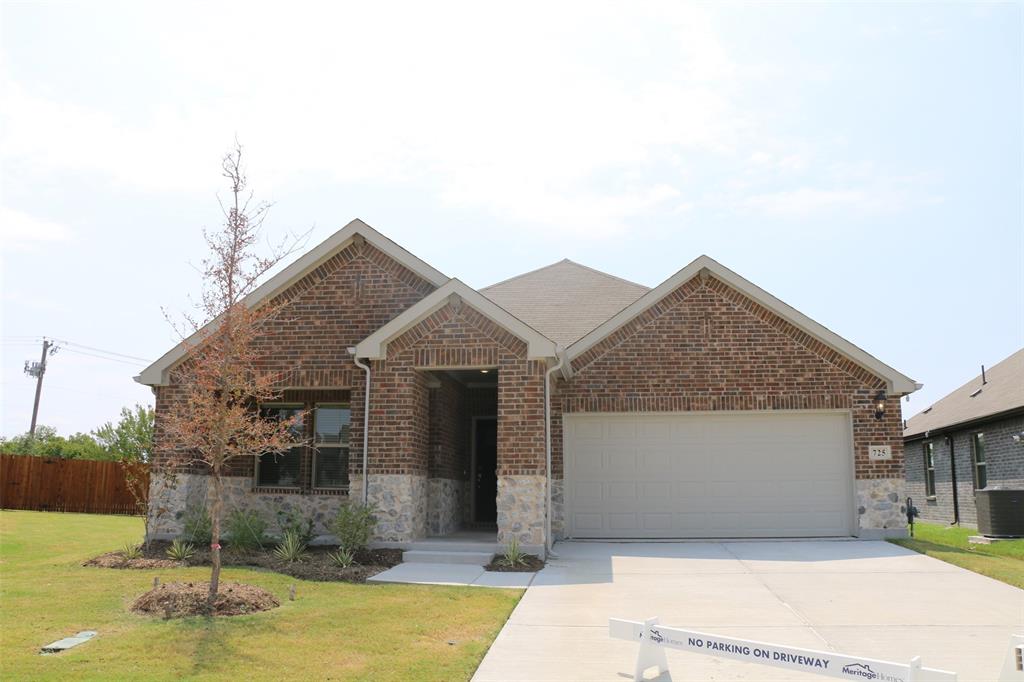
[
  {"left": 360, "top": 299, "right": 546, "bottom": 477},
  {"left": 154, "top": 238, "right": 437, "bottom": 475},
  {"left": 428, "top": 373, "right": 469, "bottom": 480},
  {"left": 553, "top": 274, "right": 904, "bottom": 479}
]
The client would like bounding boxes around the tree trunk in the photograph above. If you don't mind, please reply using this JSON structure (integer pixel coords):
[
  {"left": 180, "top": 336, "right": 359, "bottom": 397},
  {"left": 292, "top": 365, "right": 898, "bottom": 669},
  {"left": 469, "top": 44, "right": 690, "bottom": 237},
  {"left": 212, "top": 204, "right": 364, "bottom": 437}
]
[{"left": 207, "top": 472, "right": 223, "bottom": 610}]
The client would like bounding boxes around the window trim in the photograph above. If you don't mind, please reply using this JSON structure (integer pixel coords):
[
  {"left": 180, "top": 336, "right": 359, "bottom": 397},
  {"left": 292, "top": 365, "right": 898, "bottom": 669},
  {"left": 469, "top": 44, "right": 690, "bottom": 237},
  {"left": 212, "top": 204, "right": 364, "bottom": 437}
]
[
  {"left": 310, "top": 403, "right": 351, "bottom": 492},
  {"left": 923, "top": 441, "right": 936, "bottom": 499},
  {"left": 255, "top": 399, "right": 352, "bottom": 494},
  {"left": 255, "top": 402, "right": 305, "bottom": 491},
  {"left": 970, "top": 432, "right": 987, "bottom": 491}
]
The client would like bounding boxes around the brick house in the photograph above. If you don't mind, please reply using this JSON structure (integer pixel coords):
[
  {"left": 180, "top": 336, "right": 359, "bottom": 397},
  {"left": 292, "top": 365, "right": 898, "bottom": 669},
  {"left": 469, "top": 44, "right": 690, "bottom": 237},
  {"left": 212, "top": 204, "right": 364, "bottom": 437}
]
[
  {"left": 904, "top": 349, "right": 1024, "bottom": 527},
  {"left": 139, "top": 220, "right": 919, "bottom": 554}
]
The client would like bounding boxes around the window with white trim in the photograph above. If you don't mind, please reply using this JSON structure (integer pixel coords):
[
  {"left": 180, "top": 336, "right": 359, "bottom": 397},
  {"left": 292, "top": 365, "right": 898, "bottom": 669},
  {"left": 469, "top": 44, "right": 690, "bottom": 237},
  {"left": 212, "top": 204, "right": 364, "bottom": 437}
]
[
  {"left": 971, "top": 432, "right": 987, "bottom": 490},
  {"left": 257, "top": 397, "right": 351, "bottom": 492},
  {"left": 923, "top": 441, "right": 936, "bottom": 498}
]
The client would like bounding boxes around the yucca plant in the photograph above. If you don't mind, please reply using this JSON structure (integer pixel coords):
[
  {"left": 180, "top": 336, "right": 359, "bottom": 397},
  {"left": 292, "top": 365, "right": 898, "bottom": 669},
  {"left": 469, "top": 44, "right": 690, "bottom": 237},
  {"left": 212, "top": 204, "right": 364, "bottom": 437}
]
[
  {"left": 328, "top": 547, "right": 355, "bottom": 568},
  {"left": 121, "top": 542, "right": 143, "bottom": 560},
  {"left": 273, "top": 530, "right": 308, "bottom": 563},
  {"left": 166, "top": 538, "right": 197, "bottom": 562},
  {"left": 501, "top": 536, "right": 526, "bottom": 567}
]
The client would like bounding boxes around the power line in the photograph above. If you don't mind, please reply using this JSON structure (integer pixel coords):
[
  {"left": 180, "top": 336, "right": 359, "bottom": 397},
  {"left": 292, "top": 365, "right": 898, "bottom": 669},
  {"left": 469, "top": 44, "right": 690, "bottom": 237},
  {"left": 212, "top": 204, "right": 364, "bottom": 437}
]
[
  {"left": 59, "top": 347, "right": 149, "bottom": 367},
  {"left": 48, "top": 338, "right": 151, "bottom": 363}
]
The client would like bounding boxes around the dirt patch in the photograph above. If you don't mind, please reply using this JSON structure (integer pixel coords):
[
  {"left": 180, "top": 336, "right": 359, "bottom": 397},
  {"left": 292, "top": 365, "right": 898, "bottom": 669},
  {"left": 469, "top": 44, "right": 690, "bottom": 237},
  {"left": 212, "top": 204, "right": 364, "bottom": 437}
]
[
  {"left": 86, "top": 542, "right": 404, "bottom": 583},
  {"left": 485, "top": 554, "right": 545, "bottom": 572},
  {"left": 131, "top": 581, "right": 279, "bottom": 618},
  {"left": 84, "top": 551, "right": 182, "bottom": 570}
]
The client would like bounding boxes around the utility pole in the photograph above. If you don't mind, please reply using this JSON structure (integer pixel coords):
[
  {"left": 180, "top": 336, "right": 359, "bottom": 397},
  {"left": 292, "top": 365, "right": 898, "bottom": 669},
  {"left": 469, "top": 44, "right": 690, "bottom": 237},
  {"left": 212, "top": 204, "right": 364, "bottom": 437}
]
[{"left": 23, "top": 338, "right": 56, "bottom": 438}]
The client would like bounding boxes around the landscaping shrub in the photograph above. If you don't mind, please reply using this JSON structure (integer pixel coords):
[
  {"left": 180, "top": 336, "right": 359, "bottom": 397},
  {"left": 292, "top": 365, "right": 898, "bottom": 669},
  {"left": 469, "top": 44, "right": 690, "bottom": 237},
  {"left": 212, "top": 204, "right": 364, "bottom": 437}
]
[
  {"left": 181, "top": 505, "right": 212, "bottom": 545},
  {"left": 121, "top": 542, "right": 143, "bottom": 560},
  {"left": 226, "top": 508, "right": 268, "bottom": 550},
  {"left": 166, "top": 538, "right": 197, "bottom": 561},
  {"left": 328, "top": 547, "right": 355, "bottom": 568},
  {"left": 273, "top": 530, "right": 308, "bottom": 563},
  {"left": 274, "top": 507, "right": 316, "bottom": 544},
  {"left": 331, "top": 503, "right": 376, "bottom": 551},
  {"left": 501, "top": 537, "right": 526, "bottom": 567}
]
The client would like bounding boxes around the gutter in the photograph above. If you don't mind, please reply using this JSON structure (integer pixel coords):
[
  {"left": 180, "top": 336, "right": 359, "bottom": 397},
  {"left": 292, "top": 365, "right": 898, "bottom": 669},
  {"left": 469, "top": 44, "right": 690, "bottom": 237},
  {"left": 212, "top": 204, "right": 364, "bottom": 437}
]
[
  {"left": 544, "top": 347, "right": 566, "bottom": 558},
  {"left": 348, "top": 347, "right": 371, "bottom": 505},
  {"left": 904, "top": 405, "right": 1024, "bottom": 442}
]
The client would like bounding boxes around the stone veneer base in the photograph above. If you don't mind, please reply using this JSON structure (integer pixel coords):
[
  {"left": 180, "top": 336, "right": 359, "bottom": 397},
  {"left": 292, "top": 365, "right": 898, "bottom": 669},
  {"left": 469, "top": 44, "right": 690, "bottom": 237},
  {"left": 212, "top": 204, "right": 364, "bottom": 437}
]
[
  {"left": 147, "top": 472, "right": 350, "bottom": 544},
  {"left": 496, "top": 474, "right": 545, "bottom": 552},
  {"left": 427, "top": 477, "right": 465, "bottom": 536}
]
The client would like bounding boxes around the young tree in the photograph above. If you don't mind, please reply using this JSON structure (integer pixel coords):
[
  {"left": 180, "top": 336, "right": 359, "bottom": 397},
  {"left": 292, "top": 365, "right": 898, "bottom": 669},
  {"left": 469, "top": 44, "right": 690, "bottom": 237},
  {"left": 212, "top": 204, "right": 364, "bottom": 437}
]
[
  {"left": 95, "top": 404, "right": 155, "bottom": 544},
  {"left": 159, "top": 142, "right": 306, "bottom": 608}
]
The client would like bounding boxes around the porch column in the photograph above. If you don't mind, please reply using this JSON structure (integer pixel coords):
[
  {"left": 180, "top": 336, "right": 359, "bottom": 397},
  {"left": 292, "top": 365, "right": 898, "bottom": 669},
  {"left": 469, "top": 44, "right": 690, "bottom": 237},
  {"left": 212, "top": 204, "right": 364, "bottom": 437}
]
[{"left": 495, "top": 359, "right": 548, "bottom": 554}]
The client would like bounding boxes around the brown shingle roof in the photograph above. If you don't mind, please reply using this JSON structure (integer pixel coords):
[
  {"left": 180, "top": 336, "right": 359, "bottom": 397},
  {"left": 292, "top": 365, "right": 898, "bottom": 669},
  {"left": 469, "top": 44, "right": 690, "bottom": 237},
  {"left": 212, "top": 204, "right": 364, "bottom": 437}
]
[
  {"left": 480, "top": 259, "right": 649, "bottom": 347},
  {"left": 904, "top": 348, "right": 1024, "bottom": 438}
]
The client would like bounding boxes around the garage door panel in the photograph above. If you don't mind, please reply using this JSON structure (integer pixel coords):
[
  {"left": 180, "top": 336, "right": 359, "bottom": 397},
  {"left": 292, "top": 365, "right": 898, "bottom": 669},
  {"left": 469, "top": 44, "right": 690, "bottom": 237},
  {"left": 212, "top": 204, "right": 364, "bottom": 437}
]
[{"left": 565, "top": 412, "right": 853, "bottom": 538}]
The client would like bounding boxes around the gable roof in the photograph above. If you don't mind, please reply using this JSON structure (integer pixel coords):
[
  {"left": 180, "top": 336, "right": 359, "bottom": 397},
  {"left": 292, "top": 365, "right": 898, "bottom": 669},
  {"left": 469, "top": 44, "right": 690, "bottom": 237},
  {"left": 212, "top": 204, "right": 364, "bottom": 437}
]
[
  {"left": 904, "top": 348, "right": 1024, "bottom": 438},
  {"left": 136, "top": 219, "right": 448, "bottom": 386},
  {"left": 566, "top": 255, "right": 920, "bottom": 395},
  {"left": 354, "top": 279, "right": 558, "bottom": 360},
  {"left": 480, "top": 259, "right": 649, "bottom": 346}
]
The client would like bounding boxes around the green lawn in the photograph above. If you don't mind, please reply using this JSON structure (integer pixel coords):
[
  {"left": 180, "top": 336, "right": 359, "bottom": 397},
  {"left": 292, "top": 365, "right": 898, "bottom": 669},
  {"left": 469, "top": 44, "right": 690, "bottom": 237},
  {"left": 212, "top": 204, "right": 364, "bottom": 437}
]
[
  {"left": 889, "top": 521, "right": 1024, "bottom": 589},
  {"left": 0, "top": 510, "right": 521, "bottom": 681}
]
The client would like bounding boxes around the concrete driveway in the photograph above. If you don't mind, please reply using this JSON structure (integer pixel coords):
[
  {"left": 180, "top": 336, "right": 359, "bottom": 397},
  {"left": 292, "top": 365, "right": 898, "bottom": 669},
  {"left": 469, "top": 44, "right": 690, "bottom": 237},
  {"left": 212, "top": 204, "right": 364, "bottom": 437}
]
[{"left": 473, "top": 540, "right": 1022, "bottom": 681}]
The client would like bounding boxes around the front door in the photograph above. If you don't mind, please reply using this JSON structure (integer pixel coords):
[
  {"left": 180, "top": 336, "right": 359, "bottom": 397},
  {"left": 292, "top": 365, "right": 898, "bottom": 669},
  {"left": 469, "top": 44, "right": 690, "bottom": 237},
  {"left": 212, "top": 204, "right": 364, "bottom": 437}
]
[{"left": 473, "top": 417, "right": 498, "bottom": 523}]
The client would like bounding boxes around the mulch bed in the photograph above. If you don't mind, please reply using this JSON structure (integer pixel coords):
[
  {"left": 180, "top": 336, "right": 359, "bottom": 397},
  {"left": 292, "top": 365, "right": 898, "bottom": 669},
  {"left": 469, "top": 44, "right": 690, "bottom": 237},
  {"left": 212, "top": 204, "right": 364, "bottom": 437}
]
[
  {"left": 131, "top": 581, "right": 279, "bottom": 618},
  {"left": 85, "top": 542, "right": 403, "bottom": 583},
  {"left": 485, "top": 554, "right": 545, "bottom": 572}
]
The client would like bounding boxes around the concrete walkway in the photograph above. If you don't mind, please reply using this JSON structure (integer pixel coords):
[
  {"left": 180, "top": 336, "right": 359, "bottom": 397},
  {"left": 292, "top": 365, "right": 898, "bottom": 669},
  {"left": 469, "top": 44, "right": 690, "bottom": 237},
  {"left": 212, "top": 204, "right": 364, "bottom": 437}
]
[
  {"left": 367, "top": 562, "right": 535, "bottom": 588},
  {"left": 473, "top": 540, "right": 1023, "bottom": 681}
]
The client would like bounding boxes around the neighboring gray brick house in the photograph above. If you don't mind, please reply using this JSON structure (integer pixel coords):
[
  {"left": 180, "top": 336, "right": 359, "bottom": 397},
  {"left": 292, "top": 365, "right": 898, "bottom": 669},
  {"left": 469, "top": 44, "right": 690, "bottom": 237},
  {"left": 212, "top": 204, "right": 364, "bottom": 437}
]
[
  {"left": 904, "top": 349, "right": 1024, "bottom": 527},
  {"left": 140, "top": 219, "right": 920, "bottom": 555}
]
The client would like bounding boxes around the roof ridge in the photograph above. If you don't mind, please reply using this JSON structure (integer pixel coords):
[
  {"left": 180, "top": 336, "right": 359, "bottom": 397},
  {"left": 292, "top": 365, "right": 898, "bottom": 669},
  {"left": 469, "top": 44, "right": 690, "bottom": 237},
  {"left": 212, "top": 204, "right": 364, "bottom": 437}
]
[
  {"left": 559, "top": 259, "right": 650, "bottom": 291},
  {"left": 480, "top": 258, "right": 649, "bottom": 292}
]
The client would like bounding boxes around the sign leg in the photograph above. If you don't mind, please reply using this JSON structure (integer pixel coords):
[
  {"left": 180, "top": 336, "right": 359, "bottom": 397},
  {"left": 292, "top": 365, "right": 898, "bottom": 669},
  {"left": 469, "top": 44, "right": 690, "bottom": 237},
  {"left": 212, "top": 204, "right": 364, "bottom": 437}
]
[{"left": 634, "top": 617, "right": 670, "bottom": 681}]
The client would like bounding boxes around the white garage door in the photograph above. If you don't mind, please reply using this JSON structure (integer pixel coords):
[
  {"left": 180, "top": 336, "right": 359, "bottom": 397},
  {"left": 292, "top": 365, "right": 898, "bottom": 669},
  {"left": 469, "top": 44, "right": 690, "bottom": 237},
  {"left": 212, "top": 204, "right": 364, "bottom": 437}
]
[{"left": 563, "top": 412, "right": 853, "bottom": 538}]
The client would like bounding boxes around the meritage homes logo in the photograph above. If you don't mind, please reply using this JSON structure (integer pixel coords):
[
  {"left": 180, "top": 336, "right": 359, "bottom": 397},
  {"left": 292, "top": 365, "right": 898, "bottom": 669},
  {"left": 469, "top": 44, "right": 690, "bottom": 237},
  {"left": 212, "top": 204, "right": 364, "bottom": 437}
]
[{"left": 841, "top": 662, "right": 905, "bottom": 682}]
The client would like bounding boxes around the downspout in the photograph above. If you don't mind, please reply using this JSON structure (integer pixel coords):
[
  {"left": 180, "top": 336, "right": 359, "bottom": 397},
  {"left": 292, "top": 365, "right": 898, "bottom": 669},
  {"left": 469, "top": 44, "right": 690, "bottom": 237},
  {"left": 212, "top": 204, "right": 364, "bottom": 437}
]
[
  {"left": 544, "top": 346, "right": 566, "bottom": 558},
  {"left": 348, "top": 347, "right": 371, "bottom": 505}
]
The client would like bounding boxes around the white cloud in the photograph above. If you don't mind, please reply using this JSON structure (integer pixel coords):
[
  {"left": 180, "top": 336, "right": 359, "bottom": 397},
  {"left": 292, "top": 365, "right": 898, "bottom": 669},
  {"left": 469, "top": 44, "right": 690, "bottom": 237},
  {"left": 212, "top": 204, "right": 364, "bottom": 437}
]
[
  {"left": 0, "top": 3, "right": 753, "bottom": 236},
  {"left": 0, "top": 206, "right": 72, "bottom": 252},
  {"left": 741, "top": 187, "right": 868, "bottom": 217}
]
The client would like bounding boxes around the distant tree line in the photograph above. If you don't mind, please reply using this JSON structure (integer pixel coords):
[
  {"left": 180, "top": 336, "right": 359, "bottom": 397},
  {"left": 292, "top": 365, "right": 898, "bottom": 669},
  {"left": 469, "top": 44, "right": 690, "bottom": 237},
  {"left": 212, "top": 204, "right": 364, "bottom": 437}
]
[{"left": 0, "top": 404, "right": 153, "bottom": 463}]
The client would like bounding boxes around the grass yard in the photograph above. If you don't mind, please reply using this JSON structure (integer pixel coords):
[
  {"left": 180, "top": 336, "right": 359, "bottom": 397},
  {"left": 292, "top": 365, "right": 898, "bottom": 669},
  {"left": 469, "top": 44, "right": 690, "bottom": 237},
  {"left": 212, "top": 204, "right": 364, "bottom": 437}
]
[
  {"left": 0, "top": 510, "right": 521, "bottom": 681},
  {"left": 889, "top": 521, "right": 1024, "bottom": 589}
]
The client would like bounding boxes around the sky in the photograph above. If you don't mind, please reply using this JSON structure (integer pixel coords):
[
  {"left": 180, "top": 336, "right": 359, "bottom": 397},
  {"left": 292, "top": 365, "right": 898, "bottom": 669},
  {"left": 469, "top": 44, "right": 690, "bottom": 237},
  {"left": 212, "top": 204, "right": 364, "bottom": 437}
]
[{"left": 1, "top": 1, "right": 1021, "bottom": 438}]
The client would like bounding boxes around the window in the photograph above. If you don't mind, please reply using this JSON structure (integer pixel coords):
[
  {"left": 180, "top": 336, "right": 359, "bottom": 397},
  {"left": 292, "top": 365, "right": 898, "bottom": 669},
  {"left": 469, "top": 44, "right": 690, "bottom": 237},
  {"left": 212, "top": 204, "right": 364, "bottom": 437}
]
[
  {"left": 971, "top": 432, "right": 987, "bottom": 490},
  {"left": 312, "top": 404, "right": 350, "bottom": 489},
  {"left": 257, "top": 398, "right": 351, "bottom": 492},
  {"left": 923, "top": 442, "right": 936, "bottom": 498},
  {"left": 257, "top": 405, "right": 305, "bottom": 488}
]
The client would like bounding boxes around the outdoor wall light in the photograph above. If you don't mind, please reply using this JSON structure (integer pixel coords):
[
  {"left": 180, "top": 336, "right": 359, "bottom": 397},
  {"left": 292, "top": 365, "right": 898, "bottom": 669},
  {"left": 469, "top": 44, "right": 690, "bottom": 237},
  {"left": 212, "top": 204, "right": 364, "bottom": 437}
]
[{"left": 874, "top": 390, "right": 886, "bottom": 420}]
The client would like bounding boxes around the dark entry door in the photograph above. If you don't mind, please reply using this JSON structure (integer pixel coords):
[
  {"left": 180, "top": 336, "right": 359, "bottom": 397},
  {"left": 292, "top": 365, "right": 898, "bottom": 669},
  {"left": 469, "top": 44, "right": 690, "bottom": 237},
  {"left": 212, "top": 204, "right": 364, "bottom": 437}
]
[{"left": 474, "top": 418, "right": 498, "bottom": 523}]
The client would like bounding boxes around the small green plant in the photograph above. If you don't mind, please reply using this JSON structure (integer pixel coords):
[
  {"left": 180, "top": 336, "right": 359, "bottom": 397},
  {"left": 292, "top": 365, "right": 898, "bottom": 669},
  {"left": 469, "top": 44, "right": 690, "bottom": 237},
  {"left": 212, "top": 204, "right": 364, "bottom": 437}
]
[
  {"left": 273, "top": 530, "right": 308, "bottom": 563},
  {"left": 328, "top": 546, "right": 355, "bottom": 568},
  {"left": 121, "top": 542, "right": 143, "bottom": 560},
  {"left": 181, "top": 505, "right": 212, "bottom": 545},
  {"left": 165, "top": 538, "right": 196, "bottom": 562},
  {"left": 226, "top": 508, "right": 267, "bottom": 550},
  {"left": 501, "top": 536, "right": 526, "bottom": 567},
  {"left": 275, "top": 507, "right": 316, "bottom": 545},
  {"left": 331, "top": 503, "right": 376, "bottom": 552}
]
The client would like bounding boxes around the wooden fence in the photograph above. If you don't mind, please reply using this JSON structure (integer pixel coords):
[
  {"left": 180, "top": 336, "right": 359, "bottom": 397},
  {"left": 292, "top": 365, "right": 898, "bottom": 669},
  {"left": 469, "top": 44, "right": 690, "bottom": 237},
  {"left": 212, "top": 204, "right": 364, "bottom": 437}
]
[{"left": 0, "top": 454, "right": 148, "bottom": 515}]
